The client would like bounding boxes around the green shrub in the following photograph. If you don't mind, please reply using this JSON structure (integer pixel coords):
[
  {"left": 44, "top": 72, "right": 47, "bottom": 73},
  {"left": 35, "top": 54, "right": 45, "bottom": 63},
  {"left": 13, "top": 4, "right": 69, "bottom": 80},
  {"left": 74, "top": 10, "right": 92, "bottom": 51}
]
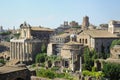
[
  {"left": 36, "top": 68, "right": 74, "bottom": 79},
  {"left": 0, "top": 59, "right": 5, "bottom": 64},
  {"left": 51, "top": 66, "right": 59, "bottom": 71},
  {"left": 63, "top": 68, "right": 68, "bottom": 72},
  {"left": 92, "top": 66, "right": 97, "bottom": 72},
  {"left": 110, "top": 39, "right": 120, "bottom": 48},
  {"left": 13, "top": 33, "right": 20, "bottom": 39},
  {"left": 102, "top": 62, "right": 120, "bottom": 80},
  {"left": 0, "top": 31, "right": 11, "bottom": 36},
  {"left": 41, "top": 63, "right": 45, "bottom": 67},
  {"left": 36, "top": 68, "right": 55, "bottom": 79},
  {"left": 56, "top": 73, "right": 65, "bottom": 78},
  {"left": 35, "top": 53, "right": 47, "bottom": 63},
  {"left": 44, "top": 70, "right": 55, "bottom": 79},
  {"left": 64, "top": 73, "right": 74, "bottom": 80},
  {"left": 82, "top": 70, "right": 104, "bottom": 79},
  {"left": 83, "top": 47, "right": 96, "bottom": 71},
  {"left": 31, "top": 64, "right": 36, "bottom": 68}
]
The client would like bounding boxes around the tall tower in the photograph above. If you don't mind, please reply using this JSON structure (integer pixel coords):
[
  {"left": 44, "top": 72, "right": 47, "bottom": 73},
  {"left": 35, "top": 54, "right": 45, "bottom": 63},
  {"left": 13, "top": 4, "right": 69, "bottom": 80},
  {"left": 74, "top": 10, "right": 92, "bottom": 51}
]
[
  {"left": 82, "top": 16, "right": 90, "bottom": 30},
  {"left": 64, "top": 21, "right": 68, "bottom": 26}
]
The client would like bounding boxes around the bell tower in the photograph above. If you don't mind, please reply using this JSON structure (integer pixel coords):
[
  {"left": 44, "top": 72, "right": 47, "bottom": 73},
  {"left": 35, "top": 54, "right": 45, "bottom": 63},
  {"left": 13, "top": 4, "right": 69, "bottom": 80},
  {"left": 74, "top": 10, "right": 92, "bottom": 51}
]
[{"left": 82, "top": 16, "right": 90, "bottom": 30}]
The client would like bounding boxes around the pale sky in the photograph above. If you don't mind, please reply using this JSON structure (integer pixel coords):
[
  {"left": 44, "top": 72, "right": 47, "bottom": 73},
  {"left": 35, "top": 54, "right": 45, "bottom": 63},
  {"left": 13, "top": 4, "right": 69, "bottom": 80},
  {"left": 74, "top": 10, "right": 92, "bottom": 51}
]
[{"left": 0, "top": 0, "right": 120, "bottom": 29}]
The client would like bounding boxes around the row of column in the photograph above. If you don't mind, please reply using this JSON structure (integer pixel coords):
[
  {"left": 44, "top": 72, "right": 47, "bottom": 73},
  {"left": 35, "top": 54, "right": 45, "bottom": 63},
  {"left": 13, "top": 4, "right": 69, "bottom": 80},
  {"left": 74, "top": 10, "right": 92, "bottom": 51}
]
[{"left": 10, "top": 42, "right": 32, "bottom": 62}]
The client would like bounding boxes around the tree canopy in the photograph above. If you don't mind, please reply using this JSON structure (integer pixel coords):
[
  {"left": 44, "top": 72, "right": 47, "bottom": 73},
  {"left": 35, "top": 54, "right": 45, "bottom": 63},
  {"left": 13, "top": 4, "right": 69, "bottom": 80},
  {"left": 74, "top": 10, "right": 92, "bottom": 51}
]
[
  {"left": 0, "top": 31, "right": 11, "bottom": 36},
  {"left": 35, "top": 53, "right": 47, "bottom": 63},
  {"left": 102, "top": 62, "right": 120, "bottom": 80},
  {"left": 110, "top": 39, "right": 120, "bottom": 48},
  {"left": 83, "top": 47, "right": 97, "bottom": 71}
]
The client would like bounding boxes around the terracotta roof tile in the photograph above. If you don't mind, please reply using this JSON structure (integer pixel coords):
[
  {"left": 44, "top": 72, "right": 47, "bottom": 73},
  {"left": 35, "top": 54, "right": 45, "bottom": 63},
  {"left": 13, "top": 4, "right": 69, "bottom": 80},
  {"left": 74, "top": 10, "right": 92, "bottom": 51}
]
[{"left": 81, "top": 30, "right": 119, "bottom": 38}]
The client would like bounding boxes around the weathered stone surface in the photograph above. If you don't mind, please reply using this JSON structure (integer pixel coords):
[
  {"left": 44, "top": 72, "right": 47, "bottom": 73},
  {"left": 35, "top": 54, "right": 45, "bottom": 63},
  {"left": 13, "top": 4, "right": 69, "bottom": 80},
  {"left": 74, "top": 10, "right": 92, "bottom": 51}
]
[{"left": 0, "top": 66, "right": 30, "bottom": 80}]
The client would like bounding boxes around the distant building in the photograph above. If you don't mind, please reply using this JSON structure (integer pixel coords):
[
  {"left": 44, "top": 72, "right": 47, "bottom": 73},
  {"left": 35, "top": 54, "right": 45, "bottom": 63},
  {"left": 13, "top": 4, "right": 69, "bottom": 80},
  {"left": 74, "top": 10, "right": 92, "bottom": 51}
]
[
  {"left": 47, "top": 33, "right": 70, "bottom": 56},
  {"left": 69, "top": 21, "right": 79, "bottom": 27},
  {"left": 50, "top": 33, "right": 70, "bottom": 43},
  {"left": 108, "top": 20, "right": 120, "bottom": 35},
  {"left": 88, "top": 24, "right": 96, "bottom": 30},
  {"left": 10, "top": 22, "right": 54, "bottom": 65},
  {"left": 55, "top": 21, "right": 71, "bottom": 34},
  {"left": 77, "top": 30, "right": 119, "bottom": 53},
  {"left": 82, "top": 16, "right": 90, "bottom": 30},
  {"left": 99, "top": 24, "right": 108, "bottom": 30},
  {"left": 61, "top": 34, "right": 84, "bottom": 71}
]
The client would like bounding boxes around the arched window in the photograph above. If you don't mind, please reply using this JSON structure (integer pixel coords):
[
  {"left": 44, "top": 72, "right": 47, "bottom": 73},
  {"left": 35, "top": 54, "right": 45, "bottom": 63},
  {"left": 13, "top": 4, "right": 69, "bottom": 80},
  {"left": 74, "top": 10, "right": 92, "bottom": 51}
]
[
  {"left": 79, "top": 39, "right": 81, "bottom": 43},
  {"left": 85, "top": 39, "right": 87, "bottom": 44}
]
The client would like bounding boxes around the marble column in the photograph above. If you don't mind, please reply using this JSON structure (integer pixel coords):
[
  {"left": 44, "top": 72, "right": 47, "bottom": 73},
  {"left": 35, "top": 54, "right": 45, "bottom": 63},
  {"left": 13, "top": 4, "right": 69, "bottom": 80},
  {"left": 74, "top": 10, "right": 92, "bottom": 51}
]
[
  {"left": 20, "top": 43, "right": 23, "bottom": 61},
  {"left": 20, "top": 43, "right": 22, "bottom": 61},
  {"left": 27, "top": 43, "right": 29, "bottom": 61},
  {"left": 13, "top": 43, "right": 15, "bottom": 59},
  {"left": 28, "top": 43, "right": 29, "bottom": 61},
  {"left": 23, "top": 43, "right": 25, "bottom": 61},
  {"left": 10, "top": 42, "right": 12, "bottom": 60},
  {"left": 26, "top": 43, "right": 28, "bottom": 61},
  {"left": 19, "top": 43, "right": 21, "bottom": 61},
  {"left": 15, "top": 43, "right": 17, "bottom": 59},
  {"left": 17, "top": 43, "right": 20, "bottom": 60},
  {"left": 30, "top": 43, "right": 32, "bottom": 60},
  {"left": 14, "top": 43, "right": 16, "bottom": 59}
]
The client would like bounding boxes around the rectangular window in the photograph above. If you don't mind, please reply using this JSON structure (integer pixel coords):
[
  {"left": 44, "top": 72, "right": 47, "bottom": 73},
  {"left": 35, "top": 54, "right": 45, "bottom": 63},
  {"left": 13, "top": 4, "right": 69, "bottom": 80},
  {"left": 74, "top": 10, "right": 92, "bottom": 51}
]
[{"left": 80, "top": 39, "right": 81, "bottom": 43}]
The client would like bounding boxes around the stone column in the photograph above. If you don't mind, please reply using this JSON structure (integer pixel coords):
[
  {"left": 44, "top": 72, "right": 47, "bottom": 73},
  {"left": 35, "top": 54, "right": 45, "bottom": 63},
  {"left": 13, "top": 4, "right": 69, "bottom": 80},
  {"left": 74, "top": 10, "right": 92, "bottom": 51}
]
[
  {"left": 19, "top": 43, "right": 21, "bottom": 61},
  {"left": 17, "top": 43, "right": 20, "bottom": 60},
  {"left": 12, "top": 42, "right": 15, "bottom": 59},
  {"left": 23, "top": 43, "right": 25, "bottom": 61},
  {"left": 15, "top": 42, "right": 17, "bottom": 59},
  {"left": 10, "top": 42, "right": 12, "bottom": 60},
  {"left": 16, "top": 42, "right": 18, "bottom": 60},
  {"left": 29, "top": 43, "right": 32, "bottom": 61},
  {"left": 27, "top": 42, "right": 30, "bottom": 61},
  {"left": 14, "top": 42, "right": 16, "bottom": 59},
  {"left": 28, "top": 43, "right": 30, "bottom": 61},
  {"left": 26, "top": 43, "right": 28, "bottom": 61},
  {"left": 21, "top": 43, "right": 23, "bottom": 61}
]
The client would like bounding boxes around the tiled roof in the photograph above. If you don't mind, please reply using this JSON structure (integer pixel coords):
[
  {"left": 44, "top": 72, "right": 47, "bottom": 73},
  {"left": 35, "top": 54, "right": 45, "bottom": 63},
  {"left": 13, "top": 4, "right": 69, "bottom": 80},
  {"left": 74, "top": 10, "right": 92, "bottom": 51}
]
[
  {"left": 54, "top": 33, "right": 70, "bottom": 38},
  {"left": 81, "top": 30, "right": 119, "bottom": 38},
  {"left": 31, "top": 27, "right": 54, "bottom": 31}
]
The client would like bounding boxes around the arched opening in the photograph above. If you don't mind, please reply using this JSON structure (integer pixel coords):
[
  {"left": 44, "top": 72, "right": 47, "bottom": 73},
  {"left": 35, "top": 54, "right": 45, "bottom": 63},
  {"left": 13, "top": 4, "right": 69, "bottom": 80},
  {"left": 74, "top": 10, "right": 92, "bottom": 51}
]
[{"left": 15, "top": 78, "right": 24, "bottom": 80}]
